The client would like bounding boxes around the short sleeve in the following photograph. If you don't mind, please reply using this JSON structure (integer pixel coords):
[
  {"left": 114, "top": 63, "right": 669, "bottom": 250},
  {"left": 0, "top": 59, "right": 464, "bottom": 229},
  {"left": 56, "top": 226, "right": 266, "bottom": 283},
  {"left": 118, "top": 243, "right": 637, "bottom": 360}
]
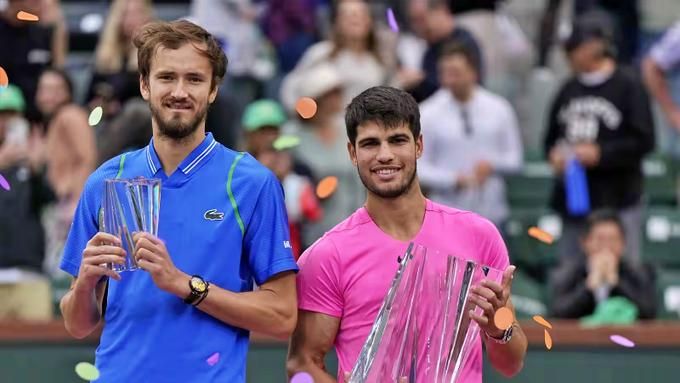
[
  {"left": 296, "top": 237, "right": 344, "bottom": 318},
  {"left": 476, "top": 216, "right": 510, "bottom": 272},
  {"left": 649, "top": 22, "right": 680, "bottom": 71},
  {"left": 59, "top": 174, "right": 103, "bottom": 277},
  {"left": 244, "top": 172, "right": 298, "bottom": 285}
]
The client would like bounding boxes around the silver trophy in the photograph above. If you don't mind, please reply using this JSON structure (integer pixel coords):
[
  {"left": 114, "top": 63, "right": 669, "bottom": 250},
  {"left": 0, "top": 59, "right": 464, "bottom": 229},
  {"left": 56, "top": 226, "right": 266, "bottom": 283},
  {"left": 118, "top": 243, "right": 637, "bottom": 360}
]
[
  {"left": 349, "top": 243, "right": 503, "bottom": 383},
  {"left": 102, "top": 177, "right": 161, "bottom": 272}
]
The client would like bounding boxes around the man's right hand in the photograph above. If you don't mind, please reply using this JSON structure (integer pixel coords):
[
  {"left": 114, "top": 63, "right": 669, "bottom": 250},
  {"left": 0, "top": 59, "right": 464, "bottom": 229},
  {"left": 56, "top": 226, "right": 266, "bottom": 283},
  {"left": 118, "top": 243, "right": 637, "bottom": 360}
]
[
  {"left": 74, "top": 232, "right": 126, "bottom": 293},
  {"left": 548, "top": 147, "right": 566, "bottom": 174},
  {"left": 668, "top": 107, "right": 680, "bottom": 133}
]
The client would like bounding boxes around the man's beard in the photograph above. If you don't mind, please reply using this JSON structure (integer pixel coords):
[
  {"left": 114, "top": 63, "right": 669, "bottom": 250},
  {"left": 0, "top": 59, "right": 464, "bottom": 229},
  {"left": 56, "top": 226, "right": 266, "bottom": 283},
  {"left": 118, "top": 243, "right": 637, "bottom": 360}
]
[
  {"left": 358, "top": 165, "right": 417, "bottom": 199},
  {"left": 149, "top": 100, "right": 208, "bottom": 141}
]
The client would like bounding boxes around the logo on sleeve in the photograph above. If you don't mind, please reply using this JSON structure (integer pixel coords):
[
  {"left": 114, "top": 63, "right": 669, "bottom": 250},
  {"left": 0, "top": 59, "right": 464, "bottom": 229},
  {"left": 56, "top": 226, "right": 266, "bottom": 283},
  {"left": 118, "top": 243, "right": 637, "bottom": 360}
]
[
  {"left": 283, "top": 240, "right": 292, "bottom": 249},
  {"left": 204, "top": 209, "right": 225, "bottom": 221}
]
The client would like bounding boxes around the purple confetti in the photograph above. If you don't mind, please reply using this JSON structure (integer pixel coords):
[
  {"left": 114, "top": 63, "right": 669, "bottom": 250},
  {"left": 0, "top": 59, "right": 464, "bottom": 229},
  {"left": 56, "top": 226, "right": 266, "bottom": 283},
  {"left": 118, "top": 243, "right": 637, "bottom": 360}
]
[
  {"left": 0, "top": 173, "right": 9, "bottom": 191},
  {"left": 610, "top": 334, "right": 635, "bottom": 348},
  {"left": 290, "top": 372, "right": 314, "bottom": 383},
  {"left": 206, "top": 352, "right": 220, "bottom": 366},
  {"left": 386, "top": 8, "right": 399, "bottom": 33}
]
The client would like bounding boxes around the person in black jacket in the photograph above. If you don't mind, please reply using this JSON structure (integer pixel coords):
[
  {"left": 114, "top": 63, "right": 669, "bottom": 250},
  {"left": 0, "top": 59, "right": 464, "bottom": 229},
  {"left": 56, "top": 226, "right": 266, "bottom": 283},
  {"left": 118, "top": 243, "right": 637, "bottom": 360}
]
[
  {"left": 550, "top": 210, "right": 656, "bottom": 319},
  {"left": 544, "top": 11, "right": 654, "bottom": 264},
  {"left": 402, "top": 0, "right": 482, "bottom": 102}
]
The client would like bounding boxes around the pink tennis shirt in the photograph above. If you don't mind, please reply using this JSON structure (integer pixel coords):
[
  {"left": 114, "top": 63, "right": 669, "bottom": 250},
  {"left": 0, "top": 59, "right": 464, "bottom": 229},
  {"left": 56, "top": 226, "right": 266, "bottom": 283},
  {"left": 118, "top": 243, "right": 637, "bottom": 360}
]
[{"left": 296, "top": 199, "right": 509, "bottom": 382}]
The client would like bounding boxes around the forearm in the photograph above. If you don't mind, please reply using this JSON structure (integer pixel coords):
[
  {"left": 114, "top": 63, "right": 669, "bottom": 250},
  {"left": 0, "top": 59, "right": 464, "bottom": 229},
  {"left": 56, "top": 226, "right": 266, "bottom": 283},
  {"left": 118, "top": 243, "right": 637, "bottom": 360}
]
[
  {"left": 60, "top": 282, "right": 104, "bottom": 339},
  {"left": 642, "top": 58, "right": 677, "bottom": 115},
  {"left": 484, "top": 324, "right": 528, "bottom": 377},
  {"left": 168, "top": 274, "right": 296, "bottom": 339}
]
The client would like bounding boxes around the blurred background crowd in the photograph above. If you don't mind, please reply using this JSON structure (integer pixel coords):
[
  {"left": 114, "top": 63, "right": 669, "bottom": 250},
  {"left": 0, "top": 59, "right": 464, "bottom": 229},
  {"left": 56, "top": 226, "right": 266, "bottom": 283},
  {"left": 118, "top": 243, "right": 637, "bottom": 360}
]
[{"left": 1, "top": 0, "right": 680, "bottom": 326}]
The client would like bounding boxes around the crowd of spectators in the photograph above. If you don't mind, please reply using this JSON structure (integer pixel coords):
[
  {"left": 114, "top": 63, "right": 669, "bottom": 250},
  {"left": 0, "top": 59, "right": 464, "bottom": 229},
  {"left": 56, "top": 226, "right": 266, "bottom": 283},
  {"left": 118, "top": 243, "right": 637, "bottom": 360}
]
[{"left": 2, "top": 0, "right": 680, "bottom": 323}]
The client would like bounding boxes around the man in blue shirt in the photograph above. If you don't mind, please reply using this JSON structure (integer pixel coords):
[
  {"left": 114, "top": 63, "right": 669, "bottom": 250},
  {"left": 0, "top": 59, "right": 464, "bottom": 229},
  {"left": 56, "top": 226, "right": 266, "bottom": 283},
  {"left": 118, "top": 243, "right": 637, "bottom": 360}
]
[{"left": 59, "top": 20, "right": 298, "bottom": 382}]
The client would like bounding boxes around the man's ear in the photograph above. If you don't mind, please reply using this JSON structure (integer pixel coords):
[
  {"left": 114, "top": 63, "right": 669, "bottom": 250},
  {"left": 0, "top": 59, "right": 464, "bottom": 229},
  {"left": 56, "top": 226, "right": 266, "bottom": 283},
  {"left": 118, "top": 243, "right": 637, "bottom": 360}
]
[
  {"left": 347, "top": 141, "right": 357, "bottom": 166},
  {"left": 209, "top": 82, "right": 219, "bottom": 104},
  {"left": 415, "top": 134, "right": 424, "bottom": 159},
  {"left": 139, "top": 75, "right": 150, "bottom": 101}
]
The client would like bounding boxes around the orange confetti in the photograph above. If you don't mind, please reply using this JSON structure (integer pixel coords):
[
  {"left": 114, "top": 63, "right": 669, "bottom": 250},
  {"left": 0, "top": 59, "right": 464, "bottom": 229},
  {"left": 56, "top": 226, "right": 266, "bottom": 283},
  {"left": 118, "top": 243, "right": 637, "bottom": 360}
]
[
  {"left": 533, "top": 315, "right": 553, "bottom": 329},
  {"left": 493, "top": 307, "right": 514, "bottom": 330},
  {"left": 544, "top": 329, "right": 553, "bottom": 350},
  {"left": 528, "top": 226, "right": 554, "bottom": 244},
  {"left": 295, "top": 97, "right": 317, "bottom": 119},
  {"left": 0, "top": 66, "right": 7, "bottom": 88},
  {"left": 16, "top": 11, "right": 39, "bottom": 22},
  {"left": 316, "top": 176, "right": 338, "bottom": 199}
]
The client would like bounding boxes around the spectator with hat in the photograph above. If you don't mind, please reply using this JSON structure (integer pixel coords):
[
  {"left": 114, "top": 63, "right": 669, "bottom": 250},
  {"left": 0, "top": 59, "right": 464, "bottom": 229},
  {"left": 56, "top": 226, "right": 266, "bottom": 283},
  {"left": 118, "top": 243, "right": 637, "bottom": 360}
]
[{"left": 284, "top": 63, "right": 365, "bottom": 247}]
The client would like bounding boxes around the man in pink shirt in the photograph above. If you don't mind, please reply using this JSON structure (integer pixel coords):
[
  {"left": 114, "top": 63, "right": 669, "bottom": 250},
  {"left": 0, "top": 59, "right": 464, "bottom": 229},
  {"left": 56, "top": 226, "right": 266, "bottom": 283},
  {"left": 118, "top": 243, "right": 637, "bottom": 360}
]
[{"left": 287, "top": 86, "right": 527, "bottom": 382}]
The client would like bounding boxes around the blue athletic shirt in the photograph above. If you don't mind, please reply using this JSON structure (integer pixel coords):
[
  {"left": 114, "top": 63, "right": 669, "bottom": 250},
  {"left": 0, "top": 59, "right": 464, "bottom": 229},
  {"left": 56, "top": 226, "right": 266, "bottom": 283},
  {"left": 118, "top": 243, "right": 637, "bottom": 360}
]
[{"left": 60, "top": 133, "right": 298, "bottom": 382}]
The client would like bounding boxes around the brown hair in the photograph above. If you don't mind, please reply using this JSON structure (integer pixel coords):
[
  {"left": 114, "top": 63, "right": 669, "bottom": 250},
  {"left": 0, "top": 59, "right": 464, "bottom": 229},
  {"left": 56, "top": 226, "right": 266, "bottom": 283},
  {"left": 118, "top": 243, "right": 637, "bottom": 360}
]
[
  {"left": 329, "top": 0, "right": 383, "bottom": 64},
  {"left": 133, "top": 20, "right": 228, "bottom": 90}
]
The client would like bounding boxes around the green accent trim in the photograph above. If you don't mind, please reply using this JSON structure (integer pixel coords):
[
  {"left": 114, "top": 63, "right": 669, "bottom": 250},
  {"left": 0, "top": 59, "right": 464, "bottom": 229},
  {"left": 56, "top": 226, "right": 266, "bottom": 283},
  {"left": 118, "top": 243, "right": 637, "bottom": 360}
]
[
  {"left": 115, "top": 153, "right": 127, "bottom": 179},
  {"left": 227, "top": 152, "right": 246, "bottom": 236}
]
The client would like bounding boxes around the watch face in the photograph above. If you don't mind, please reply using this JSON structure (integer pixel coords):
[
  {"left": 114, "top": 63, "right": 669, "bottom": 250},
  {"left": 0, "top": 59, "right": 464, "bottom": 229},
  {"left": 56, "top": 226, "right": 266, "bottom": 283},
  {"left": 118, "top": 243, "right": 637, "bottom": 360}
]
[{"left": 190, "top": 278, "right": 207, "bottom": 293}]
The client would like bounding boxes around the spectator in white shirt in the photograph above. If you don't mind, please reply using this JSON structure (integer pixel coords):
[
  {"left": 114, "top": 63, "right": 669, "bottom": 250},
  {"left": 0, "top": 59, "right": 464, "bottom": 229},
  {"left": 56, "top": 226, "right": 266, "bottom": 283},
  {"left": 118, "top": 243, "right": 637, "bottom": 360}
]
[
  {"left": 419, "top": 43, "right": 523, "bottom": 226},
  {"left": 642, "top": 21, "right": 680, "bottom": 158}
]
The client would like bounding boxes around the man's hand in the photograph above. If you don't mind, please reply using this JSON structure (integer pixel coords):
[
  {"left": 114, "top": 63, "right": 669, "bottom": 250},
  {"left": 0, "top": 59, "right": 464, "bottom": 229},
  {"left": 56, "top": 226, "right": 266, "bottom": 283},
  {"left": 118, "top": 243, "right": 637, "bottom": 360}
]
[
  {"left": 455, "top": 174, "right": 476, "bottom": 190},
  {"left": 133, "top": 232, "right": 186, "bottom": 294},
  {"left": 0, "top": 143, "right": 28, "bottom": 169},
  {"left": 667, "top": 107, "right": 680, "bottom": 133},
  {"left": 469, "top": 265, "right": 516, "bottom": 339},
  {"left": 473, "top": 160, "right": 493, "bottom": 185},
  {"left": 573, "top": 143, "right": 601, "bottom": 168},
  {"left": 74, "top": 232, "right": 125, "bottom": 293},
  {"left": 396, "top": 68, "right": 425, "bottom": 89},
  {"left": 548, "top": 146, "right": 566, "bottom": 174}
]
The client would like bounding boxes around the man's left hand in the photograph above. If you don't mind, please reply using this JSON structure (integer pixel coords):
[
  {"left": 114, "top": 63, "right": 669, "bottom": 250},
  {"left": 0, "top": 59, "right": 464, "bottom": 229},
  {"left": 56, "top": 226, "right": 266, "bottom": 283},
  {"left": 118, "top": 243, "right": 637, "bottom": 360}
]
[
  {"left": 134, "top": 233, "right": 185, "bottom": 293},
  {"left": 573, "top": 143, "right": 601, "bottom": 167},
  {"left": 469, "top": 265, "right": 516, "bottom": 339},
  {"left": 473, "top": 160, "right": 494, "bottom": 185}
]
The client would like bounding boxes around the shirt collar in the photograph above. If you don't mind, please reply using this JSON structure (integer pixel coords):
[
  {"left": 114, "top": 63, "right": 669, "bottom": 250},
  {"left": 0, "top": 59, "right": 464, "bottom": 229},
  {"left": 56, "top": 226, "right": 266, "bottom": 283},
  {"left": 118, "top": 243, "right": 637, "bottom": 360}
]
[{"left": 146, "top": 133, "right": 218, "bottom": 176}]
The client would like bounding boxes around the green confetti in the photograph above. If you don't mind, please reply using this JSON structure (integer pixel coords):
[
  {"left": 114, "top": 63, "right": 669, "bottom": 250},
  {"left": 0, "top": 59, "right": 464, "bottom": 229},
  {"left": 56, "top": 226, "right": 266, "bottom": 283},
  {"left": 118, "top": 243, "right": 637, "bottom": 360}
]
[
  {"left": 88, "top": 106, "right": 103, "bottom": 126},
  {"left": 272, "top": 135, "right": 300, "bottom": 151},
  {"left": 75, "top": 362, "right": 100, "bottom": 381}
]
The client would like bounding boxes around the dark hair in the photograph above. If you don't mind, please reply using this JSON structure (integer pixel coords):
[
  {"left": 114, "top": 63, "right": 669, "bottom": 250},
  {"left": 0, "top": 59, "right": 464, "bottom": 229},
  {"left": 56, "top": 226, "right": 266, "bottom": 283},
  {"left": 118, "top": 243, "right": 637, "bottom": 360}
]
[
  {"left": 438, "top": 42, "right": 478, "bottom": 72},
  {"left": 584, "top": 209, "right": 626, "bottom": 239},
  {"left": 345, "top": 86, "right": 420, "bottom": 145},
  {"left": 40, "top": 68, "right": 74, "bottom": 100},
  {"left": 133, "top": 20, "right": 227, "bottom": 90}
]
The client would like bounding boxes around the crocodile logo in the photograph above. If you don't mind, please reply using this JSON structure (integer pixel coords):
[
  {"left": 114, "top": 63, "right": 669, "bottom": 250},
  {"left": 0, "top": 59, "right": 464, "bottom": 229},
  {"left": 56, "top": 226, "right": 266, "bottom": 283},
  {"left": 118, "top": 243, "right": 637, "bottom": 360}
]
[{"left": 204, "top": 209, "right": 225, "bottom": 221}]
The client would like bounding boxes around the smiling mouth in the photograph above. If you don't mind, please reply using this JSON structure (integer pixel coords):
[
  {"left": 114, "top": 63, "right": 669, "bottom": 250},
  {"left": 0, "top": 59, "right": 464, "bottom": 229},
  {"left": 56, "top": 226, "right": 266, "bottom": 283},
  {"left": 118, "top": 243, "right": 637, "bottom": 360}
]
[
  {"left": 164, "top": 101, "right": 192, "bottom": 111},
  {"left": 372, "top": 168, "right": 401, "bottom": 176}
]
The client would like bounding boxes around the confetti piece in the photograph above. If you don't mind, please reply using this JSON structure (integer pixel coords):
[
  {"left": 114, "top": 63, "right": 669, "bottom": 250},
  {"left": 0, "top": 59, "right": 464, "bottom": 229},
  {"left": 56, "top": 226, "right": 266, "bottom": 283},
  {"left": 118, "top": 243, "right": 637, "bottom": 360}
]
[
  {"left": 0, "top": 66, "right": 8, "bottom": 88},
  {"left": 528, "top": 226, "right": 554, "bottom": 244},
  {"left": 0, "top": 173, "right": 9, "bottom": 191},
  {"left": 75, "top": 362, "right": 100, "bottom": 381},
  {"left": 386, "top": 8, "right": 399, "bottom": 33},
  {"left": 206, "top": 352, "right": 220, "bottom": 366},
  {"left": 316, "top": 176, "right": 338, "bottom": 199},
  {"left": 295, "top": 97, "right": 317, "bottom": 119},
  {"left": 544, "top": 329, "right": 553, "bottom": 350},
  {"left": 88, "top": 106, "right": 103, "bottom": 126},
  {"left": 17, "top": 11, "right": 39, "bottom": 22},
  {"left": 291, "top": 372, "right": 314, "bottom": 383},
  {"left": 533, "top": 315, "right": 553, "bottom": 329},
  {"left": 610, "top": 334, "right": 635, "bottom": 348},
  {"left": 273, "top": 135, "right": 300, "bottom": 151},
  {"left": 493, "top": 307, "right": 514, "bottom": 330}
]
